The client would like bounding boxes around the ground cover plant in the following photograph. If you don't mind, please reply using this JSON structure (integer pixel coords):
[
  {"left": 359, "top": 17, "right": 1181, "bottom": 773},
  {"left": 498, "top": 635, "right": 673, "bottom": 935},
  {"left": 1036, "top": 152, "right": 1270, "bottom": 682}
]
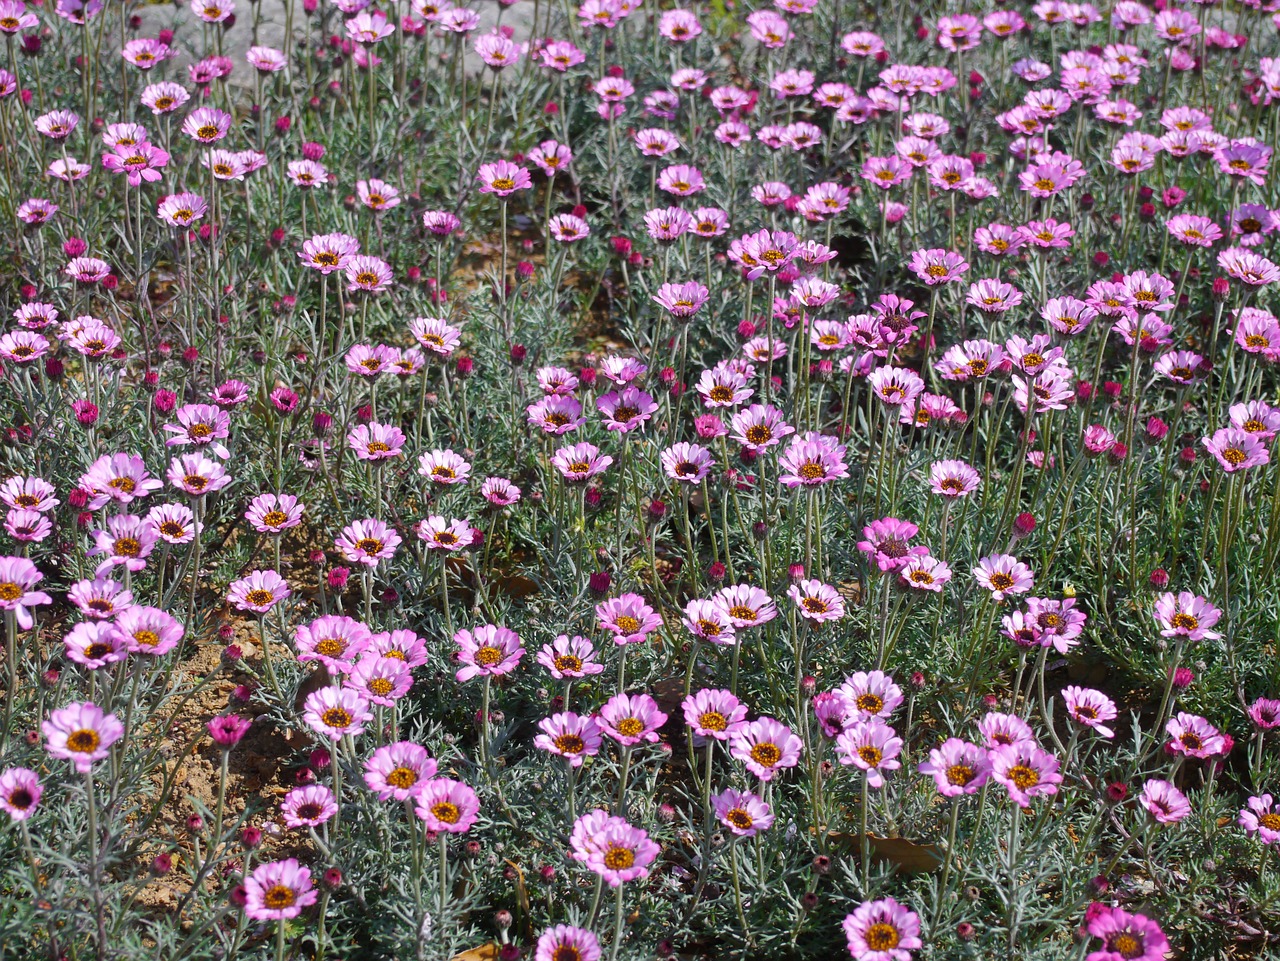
[{"left": 0, "top": 0, "right": 1278, "bottom": 957}]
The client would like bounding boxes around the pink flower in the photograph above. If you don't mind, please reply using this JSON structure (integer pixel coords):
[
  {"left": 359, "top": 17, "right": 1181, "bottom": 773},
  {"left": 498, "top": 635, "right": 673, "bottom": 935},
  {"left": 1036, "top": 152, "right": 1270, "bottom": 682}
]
[
  {"left": 787, "top": 579, "right": 845, "bottom": 622},
  {"left": 79, "top": 453, "right": 163, "bottom": 508},
  {"left": 778, "top": 435, "right": 849, "bottom": 487},
  {"left": 715, "top": 584, "right": 776, "bottom": 628},
  {"left": 302, "top": 686, "right": 373, "bottom": 740},
  {"left": 101, "top": 143, "right": 169, "bottom": 185},
  {"left": 730, "top": 717, "right": 802, "bottom": 781},
  {"left": 598, "top": 693, "right": 667, "bottom": 746},
  {"left": 245, "top": 493, "right": 304, "bottom": 534},
  {"left": 0, "top": 768, "right": 42, "bottom": 821},
  {"left": 1203, "top": 427, "right": 1270, "bottom": 473},
  {"left": 300, "top": 232, "right": 360, "bottom": 274},
  {"left": 908, "top": 248, "right": 969, "bottom": 285},
  {"left": 182, "top": 106, "right": 231, "bottom": 143},
  {"left": 68, "top": 576, "right": 133, "bottom": 620},
  {"left": 712, "top": 789, "right": 774, "bottom": 837},
  {"left": 972, "top": 554, "right": 1034, "bottom": 601},
  {"left": 535, "top": 712, "right": 603, "bottom": 766},
  {"left": 281, "top": 785, "right": 338, "bottom": 828},
  {"left": 660, "top": 442, "right": 715, "bottom": 483},
  {"left": 480, "top": 477, "right": 521, "bottom": 506},
  {"left": 575, "top": 815, "right": 659, "bottom": 886},
  {"left": 535, "top": 927, "right": 601, "bottom": 961},
  {"left": 842, "top": 897, "right": 923, "bottom": 961},
  {"left": 244, "top": 859, "right": 318, "bottom": 921},
  {"left": 295, "top": 615, "right": 371, "bottom": 674},
  {"left": 898, "top": 555, "right": 952, "bottom": 592},
  {"left": 363, "top": 741, "right": 438, "bottom": 801},
  {"left": 1140, "top": 779, "right": 1190, "bottom": 824},
  {"left": 1153, "top": 591, "right": 1222, "bottom": 642},
  {"left": 418, "top": 448, "right": 472, "bottom": 484},
  {"left": 730, "top": 404, "right": 794, "bottom": 452},
  {"left": 1248, "top": 697, "right": 1280, "bottom": 730},
  {"left": 918, "top": 738, "right": 991, "bottom": 797},
  {"left": 929, "top": 459, "right": 981, "bottom": 498},
  {"left": 536, "top": 635, "right": 604, "bottom": 679},
  {"left": 1084, "top": 906, "right": 1170, "bottom": 961},
  {"left": 207, "top": 714, "right": 251, "bottom": 747},
  {"left": 653, "top": 281, "right": 709, "bottom": 318},
  {"left": 682, "top": 598, "right": 737, "bottom": 644},
  {"left": 857, "top": 518, "right": 929, "bottom": 572},
  {"left": 64, "top": 622, "right": 128, "bottom": 670},
  {"left": 1239, "top": 794, "right": 1280, "bottom": 844},
  {"left": 416, "top": 515, "right": 477, "bottom": 551},
  {"left": 0, "top": 556, "right": 52, "bottom": 629},
  {"left": 1061, "top": 686, "right": 1117, "bottom": 738},
  {"left": 990, "top": 743, "right": 1062, "bottom": 805},
  {"left": 88, "top": 515, "right": 158, "bottom": 576},
  {"left": 454, "top": 624, "right": 523, "bottom": 682},
  {"left": 345, "top": 255, "right": 393, "bottom": 293},
  {"left": 553, "top": 442, "right": 613, "bottom": 482},
  {"left": 335, "top": 518, "right": 401, "bottom": 567},
  {"left": 163, "top": 404, "right": 231, "bottom": 458},
  {"left": 1166, "top": 712, "right": 1225, "bottom": 758},
  {"left": 596, "top": 592, "right": 662, "bottom": 645},
  {"left": 596, "top": 387, "right": 658, "bottom": 433},
  {"left": 836, "top": 719, "right": 902, "bottom": 788},
  {"left": 682, "top": 689, "right": 748, "bottom": 741},
  {"left": 167, "top": 452, "right": 232, "bottom": 497},
  {"left": 113, "top": 605, "right": 184, "bottom": 656},
  {"left": 43, "top": 701, "right": 124, "bottom": 772},
  {"left": 346, "top": 654, "right": 413, "bottom": 706},
  {"left": 477, "top": 160, "right": 532, "bottom": 196}
]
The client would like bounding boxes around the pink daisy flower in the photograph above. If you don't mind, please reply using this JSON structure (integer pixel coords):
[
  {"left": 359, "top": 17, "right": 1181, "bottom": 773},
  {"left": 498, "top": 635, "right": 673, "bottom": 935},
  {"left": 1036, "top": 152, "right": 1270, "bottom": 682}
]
[
  {"left": 227, "top": 569, "right": 291, "bottom": 614},
  {"left": 43, "top": 701, "right": 123, "bottom": 772},
  {"left": 363, "top": 742, "right": 438, "bottom": 801},
  {"left": 682, "top": 598, "right": 737, "bottom": 645},
  {"left": 1165, "top": 712, "right": 1226, "bottom": 758},
  {"left": 295, "top": 615, "right": 371, "bottom": 674},
  {"left": 0, "top": 768, "right": 42, "bottom": 821},
  {"left": 536, "top": 635, "right": 605, "bottom": 679},
  {"left": 281, "top": 785, "right": 338, "bottom": 828},
  {"left": 1084, "top": 906, "right": 1170, "bottom": 961},
  {"left": 346, "top": 654, "right": 413, "bottom": 706},
  {"left": 842, "top": 897, "right": 923, "bottom": 961},
  {"left": 244, "top": 859, "right": 318, "bottom": 921},
  {"left": 787, "top": 579, "right": 845, "bottom": 622},
  {"left": 730, "top": 717, "right": 803, "bottom": 781},
  {"left": 682, "top": 689, "right": 748, "bottom": 741},
  {"left": 534, "top": 712, "right": 603, "bottom": 767},
  {"left": 972, "top": 554, "right": 1034, "bottom": 601},
  {"left": 598, "top": 693, "right": 667, "bottom": 746},
  {"left": 1140, "top": 778, "right": 1190, "bottom": 824},
  {"left": 416, "top": 516, "right": 477, "bottom": 551},
  {"left": 991, "top": 743, "right": 1062, "bottom": 805},
  {"left": 578, "top": 817, "right": 660, "bottom": 886},
  {"left": 836, "top": 719, "right": 902, "bottom": 788},
  {"left": 1239, "top": 794, "right": 1280, "bottom": 844},
  {"left": 535, "top": 927, "right": 601, "bottom": 961},
  {"left": 1061, "top": 686, "right": 1118, "bottom": 738},
  {"left": 712, "top": 789, "right": 774, "bottom": 837},
  {"left": 302, "top": 686, "right": 373, "bottom": 740},
  {"left": 245, "top": 493, "right": 305, "bottom": 534},
  {"left": 918, "top": 738, "right": 991, "bottom": 797},
  {"left": 454, "top": 624, "right": 523, "bottom": 682},
  {"left": 596, "top": 593, "right": 662, "bottom": 645},
  {"left": 113, "top": 605, "right": 183, "bottom": 656},
  {"left": 1153, "top": 591, "right": 1222, "bottom": 641},
  {"left": 335, "top": 518, "right": 401, "bottom": 568}
]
